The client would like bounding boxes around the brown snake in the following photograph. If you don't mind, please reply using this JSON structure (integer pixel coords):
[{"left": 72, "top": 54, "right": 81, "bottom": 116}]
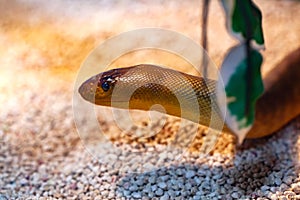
[{"left": 79, "top": 47, "right": 300, "bottom": 139}]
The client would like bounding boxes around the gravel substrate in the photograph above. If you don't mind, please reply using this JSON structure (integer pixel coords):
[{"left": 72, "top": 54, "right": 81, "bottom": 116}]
[
  {"left": 0, "top": 68, "right": 299, "bottom": 199},
  {"left": 1, "top": 1, "right": 300, "bottom": 199}
]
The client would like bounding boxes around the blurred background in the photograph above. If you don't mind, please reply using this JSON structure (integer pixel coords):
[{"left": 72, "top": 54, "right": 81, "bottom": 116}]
[{"left": 0, "top": 0, "right": 299, "bottom": 199}]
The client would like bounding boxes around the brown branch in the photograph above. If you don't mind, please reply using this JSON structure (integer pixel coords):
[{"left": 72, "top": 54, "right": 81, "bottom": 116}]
[{"left": 201, "top": 0, "right": 210, "bottom": 80}]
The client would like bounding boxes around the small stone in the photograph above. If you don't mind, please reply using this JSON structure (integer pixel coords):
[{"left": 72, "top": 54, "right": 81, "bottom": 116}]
[
  {"left": 123, "top": 190, "right": 131, "bottom": 197},
  {"left": 193, "top": 195, "right": 201, "bottom": 200},
  {"left": 171, "top": 183, "right": 179, "bottom": 190},
  {"left": 275, "top": 178, "right": 282, "bottom": 186},
  {"left": 227, "top": 178, "right": 234, "bottom": 185},
  {"left": 240, "top": 183, "right": 247, "bottom": 189},
  {"left": 212, "top": 174, "right": 222, "bottom": 180},
  {"left": 207, "top": 192, "right": 217, "bottom": 198},
  {"left": 151, "top": 185, "right": 157, "bottom": 192},
  {"left": 284, "top": 191, "right": 296, "bottom": 199},
  {"left": 143, "top": 163, "right": 155, "bottom": 171},
  {"left": 185, "top": 170, "right": 196, "bottom": 179},
  {"left": 101, "top": 190, "right": 109, "bottom": 196},
  {"left": 148, "top": 176, "right": 156, "bottom": 184},
  {"left": 143, "top": 184, "right": 151, "bottom": 193},
  {"left": 158, "top": 182, "right": 167, "bottom": 190},
  {"left": 280, "top": 183, "right": 288, "bottom": 191},
  {"left": 270, "top": 187, "right": 277, "bottom": 193},
  {"left": 94, "top": 195, "right": 102, "bottom": 200},
  {"left": 148, "top": 192, "right": 154, "bottom": 198},
  {"left": 231, "top": 192, "right": 240, "bottom": 199},
  {"left": 160, "top": 194, "right": 170, "bottom": 200},
  {"left": 194, "top": 177, "right": 202, "bottom": 186},
  {"left": 167, "top": 189, "right": 175, "bottom": 197},
  {"left": 178, "top": 181, "right": 185, "bottom": 189},
  {"left": 270, "top": 194, "right": 277, "bottom": 200},
  {"left": 176, "top": 169, "right": 183, "bottom": 176},
  {"left": 185, "top": 182, "right": 192, "bottom": 190},
  {"left": 160, "top": 175, "right": 169, "bottom": 182},
  {"left": 108, "top": 192, "right": 114, "bottom": 199},
  {"left": 237, "top": 177, "right": 244, "bottom": 183},
  {"left": 129, "top": 185, "right": 138, "bottom": 192},
  {"left": 261, "top": 185, "right": 270, "bottom": 192},
  {"left": 196, "top": 190, "right": 206, "bottom": 197},
  {"left": 197, "top": 169, "right": 207, "bottom": 177},
  {"left": 283, "top": 176, "right": 293, "bottom": 185},
  {"left": 155, "top": 188, "right": 164, "bottom": 196},
  {"left": 122, "top": 182, "right": 130, "bottom": 190},
  {"left": 132, "top": 192, "right": 142, "bottom": 199},
  {"left": 200, "top": 181, "right": 211, "bottom": 190},
  {"left": 136, "top": 179, "right": 144, "bottom": 186},
  {"left": 276, "top": 172, "right": 283, "bottom": 179},
  {"left": 19, "top": 178, "right": 28, "bottom": 186},
  {"left": 292, "top": 184, "right": 300, "bottom": 193}
]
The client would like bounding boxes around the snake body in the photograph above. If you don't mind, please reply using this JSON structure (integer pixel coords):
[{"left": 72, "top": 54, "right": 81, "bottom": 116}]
[{"left": 79, "top": 48, "right": 300, "bottom": 139}]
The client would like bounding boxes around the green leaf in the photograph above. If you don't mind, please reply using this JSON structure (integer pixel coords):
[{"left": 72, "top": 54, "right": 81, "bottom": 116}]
[
  {"left": 221, "top": 0, "right": 265, "bottom": 48},
  {"left": 217, "top": 44, "right": 264, "bottom": 143},
  {"left": 226, "top": 50, "right": 263, "bottom": 127}
]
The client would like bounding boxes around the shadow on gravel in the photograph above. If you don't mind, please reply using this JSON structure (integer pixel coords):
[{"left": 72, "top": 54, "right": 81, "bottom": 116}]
[{"left": 115, "top": 118, "right": 299, "bottom": 199}]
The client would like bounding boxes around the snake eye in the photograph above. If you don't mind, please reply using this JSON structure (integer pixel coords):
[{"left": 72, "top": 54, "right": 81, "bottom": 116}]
[{"left": 101, "top": 81, "right": 110, "bottom": 92}]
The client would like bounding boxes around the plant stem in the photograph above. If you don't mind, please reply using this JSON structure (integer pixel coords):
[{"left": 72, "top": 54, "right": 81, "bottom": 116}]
[{"left": 201, "top": 0, "right": 210, "bottom": 80}]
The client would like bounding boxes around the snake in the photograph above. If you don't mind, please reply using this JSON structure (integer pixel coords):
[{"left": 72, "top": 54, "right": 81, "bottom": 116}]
[{"left": 78, "top": 47, "right": 300, "bottom": 139}]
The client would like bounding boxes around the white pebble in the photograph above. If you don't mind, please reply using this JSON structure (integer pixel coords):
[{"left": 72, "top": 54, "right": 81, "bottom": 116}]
[
  {"left": 160, "top": 194, "right": 170, "bottom": 200},
  {"left": 231, "top": 192, "right": 240, "bottom": 199},
  {"left": 132, "top": 192, "right": 142, "bottom": 199},
  {"left": 283, "top": 176, "right": 293, "bottom": 185},
  {"left": 275, "top": 178, "right": 282, "bottom": 186},
  {"left": 261, "top": 185, "right": 270, "bottom": 192},
  {"left": 155, "top": 188, "right": 164, "bottom": 196},
  {"left": 158, "top": 182, "right": 167, "bottom": 190},
  {"left": 185, "top": 170, "right": 196, "bottom": 179}
]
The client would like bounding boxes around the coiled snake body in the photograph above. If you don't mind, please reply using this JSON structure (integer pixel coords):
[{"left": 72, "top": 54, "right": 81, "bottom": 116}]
[{"left": 79, "top": 48, "right": 300, "bottom": 139}]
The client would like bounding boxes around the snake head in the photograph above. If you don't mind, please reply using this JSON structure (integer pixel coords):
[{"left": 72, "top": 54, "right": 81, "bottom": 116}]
[
  {"left": 79, "top": 69, "right": 119, "bottom": 106},
  {"left": 78, "top": 67, "right": 135, "bottom": 106}
]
